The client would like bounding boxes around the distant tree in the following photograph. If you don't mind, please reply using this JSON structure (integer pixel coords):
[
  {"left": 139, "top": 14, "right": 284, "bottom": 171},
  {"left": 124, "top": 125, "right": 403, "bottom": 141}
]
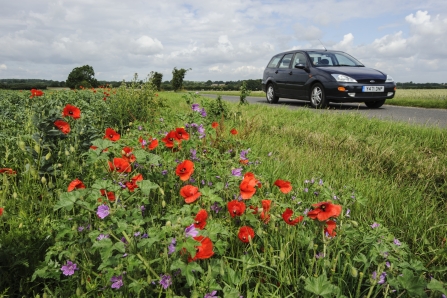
[
  {"left": 150, "top": 71, "right": 163, "bottom": 91},
  {"left": 66, "top": 65, "right": 99, "bottom": 89},
  {"left": 171, "top": 67, "right": 191, "bottom": 91},
  {"left": 205, "top": 80, "right": 212, "bottom": 86}
]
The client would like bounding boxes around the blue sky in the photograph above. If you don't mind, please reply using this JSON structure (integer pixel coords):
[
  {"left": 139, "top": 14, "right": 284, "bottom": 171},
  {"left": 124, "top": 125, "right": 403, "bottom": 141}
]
[{"left": 1, "top": 0, "right": 447, "bottom": 83}]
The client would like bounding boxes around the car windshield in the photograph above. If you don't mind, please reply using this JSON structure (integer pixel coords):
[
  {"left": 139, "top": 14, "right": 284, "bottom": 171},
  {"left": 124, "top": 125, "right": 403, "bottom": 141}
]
[{"left": 307, "top": 51, "right": 364, "bottom": 67}]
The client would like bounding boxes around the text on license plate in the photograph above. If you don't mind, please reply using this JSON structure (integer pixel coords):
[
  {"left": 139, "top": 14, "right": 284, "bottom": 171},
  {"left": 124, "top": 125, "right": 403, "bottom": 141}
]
[{"left": 362, "top": 86, "right": 384, "bottom": 92}]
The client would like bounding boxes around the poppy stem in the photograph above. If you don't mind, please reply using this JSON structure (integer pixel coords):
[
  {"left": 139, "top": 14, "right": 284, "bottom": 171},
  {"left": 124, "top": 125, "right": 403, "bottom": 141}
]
[{"left": 136, "top": 253, "right": 159, "bottom": 279}]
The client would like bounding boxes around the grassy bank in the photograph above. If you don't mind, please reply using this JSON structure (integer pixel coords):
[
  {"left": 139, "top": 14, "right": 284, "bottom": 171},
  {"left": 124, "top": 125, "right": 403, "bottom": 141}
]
[{"left": 1, "top": 89, "right": 446, "bottom": 297}]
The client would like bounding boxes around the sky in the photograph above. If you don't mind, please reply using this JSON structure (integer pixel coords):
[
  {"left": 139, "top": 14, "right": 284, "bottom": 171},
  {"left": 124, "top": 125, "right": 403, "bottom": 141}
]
[{"left": 1, "top": 0, "right": 447, "bottom": 83}]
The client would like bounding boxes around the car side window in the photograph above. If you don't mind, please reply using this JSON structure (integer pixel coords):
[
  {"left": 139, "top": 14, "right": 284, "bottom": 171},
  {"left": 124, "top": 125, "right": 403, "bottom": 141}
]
[
  {"left": 278, "top": 54, "right": 294, "bottom": 69},
  {"left": 293, "top": 52, "right": 307, "bottom": 66},
  {"left": 267, "top": 55, "right": 282, "bottom": 68}
]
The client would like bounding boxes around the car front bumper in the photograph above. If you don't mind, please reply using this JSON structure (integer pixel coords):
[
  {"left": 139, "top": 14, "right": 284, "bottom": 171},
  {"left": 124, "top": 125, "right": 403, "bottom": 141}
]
[{"left": 323, "top": 82, "right": 396, "bottom": 102}]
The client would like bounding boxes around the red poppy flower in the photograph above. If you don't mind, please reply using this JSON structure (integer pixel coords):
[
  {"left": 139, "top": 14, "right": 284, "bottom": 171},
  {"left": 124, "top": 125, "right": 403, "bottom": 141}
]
[
  {"left": 162, "top": 131, "right": 181, "bottom": 148},
  {"left": 227, "top": 200, "right": 246, "bottom": 217},
  {"left": 148, "top": 139, "right": 158, "bottom": 150},
  {"left": 0, "top": 168, "right": 16, "bottom": 175},
  {"left": 108, "top": 157, "right": 131, "bottom": 173},
  {"left": 211, "top": 122, "right": 219, "bottom": 128},
  {"left": 180, "top": 185, "right": 201, "bottom": 203},
  {"left": 176, "top": 160, "right": 194, "bottom": 181},
  {"left": 282, "top": 208, "right": 304, "bottom": 226},
  {"left": 260, "top": 200, "right": 271, "bottom": 223},
  {"left": 90, "top": 145, "right": 98, "bottom": 150},
  {"left": 238, "top": 226, "right": 255, "bottom": 243},
  {"left": 126, "top": 173, "right": 143, "bottom": 192},
  {"left": 188, "top": 236, "right": 214, "bottom": 262},
  {"left": 230, "top": 128, "right": 238, "bottom": 135},
  {"left": 274, "top": 179, "right": 292, "bottom": 194},
  {"left": 307, "top": 201, "right": 342, "bottom": 221},
  {"left": 62, "top": 104, "right": 81, "bottom": 119},
  {"left": 100, "top": 189, "right": 116, "bottom": 201},
  {"left": 239, "top": 159, "right": 249, "bottom": 165},
  {"left": 104, "top": 128, "right": 120, "bottom": 142},
  {"left": 121, "top": 146, "right": 136, "bottom": 163},
  {"left": 0, "top": 207, "right": 3, "bottom": 216},
  {"left": 325, "top": 220, "right": 337, "bottom": 237},
  {"left": 239, "top": 172, "right": 258, "bottom": 199},
  {"left": 175, "top": 127, "right": 189, "bottom": 141},
  {"left": 54, "top": 120, "right": 70, "bottom": 134},
  {"left": 67, "top": 179, "right": 85, "bottom": 192},
  {"left": 194, "top": 209, "right": 208, "bottom": 230},
  {"left": 30, "top": 89, "right": 44, "bottom": 98}
]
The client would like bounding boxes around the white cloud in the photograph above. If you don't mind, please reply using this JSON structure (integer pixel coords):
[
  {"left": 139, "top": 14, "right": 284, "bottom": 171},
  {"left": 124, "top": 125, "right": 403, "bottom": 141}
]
[{"left": 0, "top": 64, "right": 7, "bottom": 70}]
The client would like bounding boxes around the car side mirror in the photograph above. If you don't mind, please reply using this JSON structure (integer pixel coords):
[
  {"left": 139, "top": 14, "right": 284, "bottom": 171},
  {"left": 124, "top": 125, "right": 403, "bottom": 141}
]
[{"left": 294, "top": 63, "right": 306, "bottom": 69}]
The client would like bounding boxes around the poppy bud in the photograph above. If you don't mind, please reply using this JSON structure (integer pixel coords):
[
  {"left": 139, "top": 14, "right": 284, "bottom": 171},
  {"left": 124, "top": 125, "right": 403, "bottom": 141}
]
[
  {"left": 147, "top": 275, "right": 152, "bottom": 284},
  {"left": 35, "top": 295, "right": 40, "bottom": 298},
  {"left": 19, "top": 223, "right": 23, "bottom": 228},
  {"left": 70, "top": 145, "right": 75, "bottom": 153},
  {"left": 65, "top": 150, "right": 70, "bottom": 156},
  {"left": 34, "top": 144, "right": 40, "bottom": 154},
  {"left": 76, "top": 288, "right": 82, "bottom": 296},
  {"left": 48, "top": 181, "right": 54, "bottom": 188},
  {"left": 279, "top": 250, "right": 285, "bottom": 260},
  {"left": 57, "top": 163, "right": 62, "bottom": 168},
  {"left": 220, "top": 261, "right": 225, "bottom": 276},
  {"left": 41, "top": 176, "right": 47, "bottom": 184},
  {"left": 63, "top": 173, "right": 68, "bottom": 179},
  {"left": 13, "top": 192, "right": 17, "bottom": 199},
  {"left": 45, "top": 152, "right": 51, "bottom": 160},
  {"left": 350, "top": 266, "right": 358, "bottom": 278},
  {"left": 162, "top": 200, "right": 166, "bottom": 208},
  {"left": 43, "top": 293, "right": 48, "bottom": 298},
  {"left": 350, "top": 220, "right": 359, "bottom": 227},
  {"left": 129, "top": 122, "right": 133, "bottom": 126},
  {"left": 165, "top": 221, "right": 171, "bottom": 227},
  {"left": 18, "top": 141, "right": 26, "bottom": 150}
]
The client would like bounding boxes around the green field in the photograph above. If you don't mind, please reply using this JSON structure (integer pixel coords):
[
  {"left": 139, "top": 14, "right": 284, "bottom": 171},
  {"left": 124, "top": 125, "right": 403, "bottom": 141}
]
[
  {"left": 197, "top": 89, "right": 447, "bottom": 109},
  {"left": 1, "top": 87, "right": 446, "bottom": 297}
]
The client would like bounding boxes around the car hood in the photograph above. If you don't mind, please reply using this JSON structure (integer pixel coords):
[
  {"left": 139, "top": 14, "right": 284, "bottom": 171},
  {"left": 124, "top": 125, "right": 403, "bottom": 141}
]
[{"left": 318, "top": 66, "right": 386, "bottom": 80}]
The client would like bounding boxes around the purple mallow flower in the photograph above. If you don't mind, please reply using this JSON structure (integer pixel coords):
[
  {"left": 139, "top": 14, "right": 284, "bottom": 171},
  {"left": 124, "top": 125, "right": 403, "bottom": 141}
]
[
  {"left": 211, "top": 202, "right": 221, "bottom": 214},
  {"left": 97, "top": 234, "right": 109, "bottom": 241},
  {"left": 240, "top": 149, "right": 250, "bottom": 160},
  {"left": 185, "top": 224, "right": 199, "bottom": 238},
  {"left": 393, "top": 238, "right": 401, "bottom": 246},
  {"left": 204, "top": 291, "right": 218, "bottom": 298},
  {"left": 168, "top": 238, "right": 176, "bottom": 255},
  {"left": 159, "top": 274, "right": 172, "bottom": 289},
  {"left": 231, "top": 168, "right": 242, "bottom": 177},
  {"left": 191, "top": 103, "right": 200, "bottom": 112},
  {"left": 61, "top": 260, "right": 78, "bottom": 276},
  {"left": 378, "top": 272, "right": 387, "bottom": 284},
  {"left": 161, "top": 170, "right": 168, "bottom": 175},
  {"left": 200, "top": 108, "right": 207, "bottom": 117},
  {"left": 111, "top": 275, "right": 123, "bottom": 289},
  {"left": 345, "top": 209, "right": 351, "bottom": 217},
  {"left": 97, "top": 204, "right": 110, "bottom": 219},
  {"left": 370, "top": 222, "right": 380, "bottom": 229},
  {"left": 315, "top": 252, "right": 325, "bottom": 259}
]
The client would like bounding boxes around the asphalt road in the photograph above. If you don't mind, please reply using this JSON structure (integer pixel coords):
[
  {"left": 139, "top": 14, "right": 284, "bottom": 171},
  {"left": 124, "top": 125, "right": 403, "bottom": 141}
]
[{"left": 202, "top": 94, "right": 447, "bottom": 128}]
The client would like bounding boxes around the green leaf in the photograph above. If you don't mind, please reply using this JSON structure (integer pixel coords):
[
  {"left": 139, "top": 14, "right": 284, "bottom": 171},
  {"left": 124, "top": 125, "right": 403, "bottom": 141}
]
[
  {"left": 91, "top": 139, "right": 114, "bottom": 151},
  {"left": 427, "top": 278, "right": 446, "bottom": 294},
  {"left": 304, "top": 274, "right": 337, "bottom": 297},
  {"left": 397, "top": 269, "right": 427, "bottom": 297},
  {"left": 54, "top": 192, "right": 79, "bottom": 211},
  {"left": 137, "top": 180, "right": 159, "bottom": 195}
]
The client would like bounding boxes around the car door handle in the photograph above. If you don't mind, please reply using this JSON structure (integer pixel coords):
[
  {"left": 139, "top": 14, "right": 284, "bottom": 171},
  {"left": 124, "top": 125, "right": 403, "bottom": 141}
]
[
  {"left": 289, "top": 71, "right": 293, "bottom": 75},
  {"left": 275, "top": 70, "right": 278, "bottom": 74}
]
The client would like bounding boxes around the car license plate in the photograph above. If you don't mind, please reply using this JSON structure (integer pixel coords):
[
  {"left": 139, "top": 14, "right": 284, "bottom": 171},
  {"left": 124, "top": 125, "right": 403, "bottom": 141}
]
[{"left": 362, "top": 86, "right": 384, "bottom": 92}]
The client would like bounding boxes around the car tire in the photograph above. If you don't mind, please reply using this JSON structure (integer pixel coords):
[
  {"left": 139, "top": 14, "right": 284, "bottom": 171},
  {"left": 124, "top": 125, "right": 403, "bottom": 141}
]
[
  {"left": 310, "top": 83, "right": 328, "bottom": 109},
  {"left": 266, "top": 84, "right": 279, "bottom": 104},
  {"left": 364, "top": 100, "right": 386, "bottom": 109}
]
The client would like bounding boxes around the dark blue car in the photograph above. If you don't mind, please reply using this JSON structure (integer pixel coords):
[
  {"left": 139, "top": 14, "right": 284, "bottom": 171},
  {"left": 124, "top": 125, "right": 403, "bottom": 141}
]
[{"left": 262, "top": 49, "right": 396, "bottom": 108}]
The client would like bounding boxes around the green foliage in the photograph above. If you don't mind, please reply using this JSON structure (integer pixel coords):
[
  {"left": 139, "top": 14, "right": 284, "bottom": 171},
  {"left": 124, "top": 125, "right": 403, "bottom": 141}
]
[
  {"left": 1, "top": 90, "right": 446, "bottom": 297},
  {"left": 239, "top": 81, "right": 251, "bottom": 105},
  {"left": 150, "top": 71, "right": 163, "bottom": 91},
  {"left": 66, "top": 65, "right": 99, "bottom": 89},
  {"left": 172, "top": 67, "right": 191, "bottom": 91},
  {"left": 202, "top": 95, "right": 229, "bottom": 118}
]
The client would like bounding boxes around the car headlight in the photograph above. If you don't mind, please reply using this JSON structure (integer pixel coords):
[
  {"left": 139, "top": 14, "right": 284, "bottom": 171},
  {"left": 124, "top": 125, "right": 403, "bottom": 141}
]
[
  {"left": 386, "top": 75, "right": 394, "bottom": 82},
  {"left": 331, "top": 74, "right": 357, "bottom": 83}
]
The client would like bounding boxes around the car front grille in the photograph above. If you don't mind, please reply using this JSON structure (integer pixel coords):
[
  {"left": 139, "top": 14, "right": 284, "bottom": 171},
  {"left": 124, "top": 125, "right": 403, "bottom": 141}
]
[{"left": 357, "top": 79, "right": 386, "bottom": 84}]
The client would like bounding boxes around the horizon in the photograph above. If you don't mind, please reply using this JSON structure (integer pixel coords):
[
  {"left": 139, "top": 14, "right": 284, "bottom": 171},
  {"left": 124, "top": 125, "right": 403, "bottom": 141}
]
[{"left": 1, "top": 0, "right": 447, "bottom": 83}]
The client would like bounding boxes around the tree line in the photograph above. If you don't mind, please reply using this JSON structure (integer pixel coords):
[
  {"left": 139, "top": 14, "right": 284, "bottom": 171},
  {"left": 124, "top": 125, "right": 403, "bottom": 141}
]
[{"left": 1, "top": 65, "right": 446, "bottom": 91}]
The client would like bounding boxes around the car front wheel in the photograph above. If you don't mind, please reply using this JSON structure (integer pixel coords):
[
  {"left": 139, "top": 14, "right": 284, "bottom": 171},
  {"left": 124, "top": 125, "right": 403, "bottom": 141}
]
[
  {"left": 266, "top": 84, "right": 279, "bottom": 104},
  {"left": 310, "top": 83, "right": 328, "bottom": 108},
  {"left": 364, "top": 100, "right": 386, "bottom": 108}
]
